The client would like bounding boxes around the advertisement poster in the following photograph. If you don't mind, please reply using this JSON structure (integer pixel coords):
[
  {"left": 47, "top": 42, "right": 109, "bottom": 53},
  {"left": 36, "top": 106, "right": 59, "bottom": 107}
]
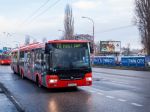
[{"left": 100, "top": 41, "right": 121, "bottom": 53}]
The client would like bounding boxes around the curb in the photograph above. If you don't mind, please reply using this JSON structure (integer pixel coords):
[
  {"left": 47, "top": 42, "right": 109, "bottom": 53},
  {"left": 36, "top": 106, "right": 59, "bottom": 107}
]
[{"left": 0, "top": 82, "right": 25, "bottom": 112}]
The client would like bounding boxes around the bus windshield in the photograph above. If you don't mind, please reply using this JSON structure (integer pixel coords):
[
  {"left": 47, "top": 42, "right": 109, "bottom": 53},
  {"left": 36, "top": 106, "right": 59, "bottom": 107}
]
[{"left": 49, "top": 43, "right": 90, "bottom": 70}]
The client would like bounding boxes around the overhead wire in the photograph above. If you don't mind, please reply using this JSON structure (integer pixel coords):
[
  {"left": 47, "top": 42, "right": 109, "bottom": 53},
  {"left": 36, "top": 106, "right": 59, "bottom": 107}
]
[
  {"left": 95, "top": 25, "right": 135, "bottom": 34},
  {"left": 21, "top": 0, "right": 50, "bottom": 24},
  {"left": 26, "top": 0, "right": 62, "bottom": 24}
]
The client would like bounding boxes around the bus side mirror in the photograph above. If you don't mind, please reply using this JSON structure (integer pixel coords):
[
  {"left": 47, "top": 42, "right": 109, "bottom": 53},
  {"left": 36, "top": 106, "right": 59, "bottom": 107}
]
[
  {"left": 45, "top": 43, "right": 49, "bottom": 54},
  {"left": 90, "top": 47, "right": 94, "bottom": 54},
  {"left": 89, "top": 43, "right": 94, "bottom": 54}
]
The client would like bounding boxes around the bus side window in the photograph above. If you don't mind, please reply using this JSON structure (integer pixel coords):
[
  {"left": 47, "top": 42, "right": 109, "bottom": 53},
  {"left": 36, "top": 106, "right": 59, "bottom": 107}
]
[
  {"left": 30, "top": 51, "right": 34, "bottom": 64},
  {"left": 35, "top": 50, "right": 40, "bottom": 64},
  {"left": 14, "top": 52, "right": 17, "bottom": 63},
  {"left": 27, "top": 51, "right": 31, "bottom": 64},
  {"left": 20, "top": 51, "right": 24, "bottom": 63},
  {"left": 11, "top": 53, "right": 13, "bottom": 62}
]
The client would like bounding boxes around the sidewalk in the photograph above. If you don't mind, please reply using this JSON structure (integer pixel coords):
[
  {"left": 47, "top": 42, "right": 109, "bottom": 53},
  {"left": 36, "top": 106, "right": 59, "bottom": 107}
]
[{"left": 0, "top": 86, "right": 18, "bottom": 112}]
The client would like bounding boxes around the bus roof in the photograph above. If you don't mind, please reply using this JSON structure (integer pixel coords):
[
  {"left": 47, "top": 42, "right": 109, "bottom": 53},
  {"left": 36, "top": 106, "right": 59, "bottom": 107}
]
[
  {"left": 11, "top": 40, "right": 89, "bottom": 53},
  {"left": 48, "top": 40, "right": 89, "bottom": 43},
  {"left": 11, "top": 42, "right": 44, "bottom": 53}
]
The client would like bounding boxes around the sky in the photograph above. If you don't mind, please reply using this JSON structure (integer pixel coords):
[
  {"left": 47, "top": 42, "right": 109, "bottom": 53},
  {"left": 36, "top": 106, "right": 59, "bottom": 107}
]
[{"left": 0, "top": 0, "right": 141, "bottom": 49}]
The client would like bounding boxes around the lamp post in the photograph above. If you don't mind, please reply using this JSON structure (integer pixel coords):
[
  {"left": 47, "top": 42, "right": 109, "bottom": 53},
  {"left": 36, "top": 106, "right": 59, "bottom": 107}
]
[
  {"left": 82, "top": 16, "right": 95, "bottom": 42},
  {"left": 82, "top": 16, "right": 95, "bottom": 55}
]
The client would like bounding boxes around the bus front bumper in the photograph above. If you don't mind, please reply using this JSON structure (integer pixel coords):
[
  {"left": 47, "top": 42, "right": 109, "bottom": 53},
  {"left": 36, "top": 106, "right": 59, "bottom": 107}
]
[{"left": 45, "top": 73, "right": 92, "bottom": 88}]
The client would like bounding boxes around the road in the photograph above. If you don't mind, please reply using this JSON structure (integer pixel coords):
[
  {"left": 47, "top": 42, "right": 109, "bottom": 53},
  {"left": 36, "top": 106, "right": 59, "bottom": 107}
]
[{"left": 0, "top": 65, "right": 150, "bottom": 112}]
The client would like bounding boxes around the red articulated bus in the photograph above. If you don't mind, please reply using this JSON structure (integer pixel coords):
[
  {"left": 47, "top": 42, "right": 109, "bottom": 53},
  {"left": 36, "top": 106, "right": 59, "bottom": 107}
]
[
  {"left": 0, "top": 52, "right": 11, "bottom": 65},
  {"left": 11, "top": 40, "right": 92, "bottom": 88}
]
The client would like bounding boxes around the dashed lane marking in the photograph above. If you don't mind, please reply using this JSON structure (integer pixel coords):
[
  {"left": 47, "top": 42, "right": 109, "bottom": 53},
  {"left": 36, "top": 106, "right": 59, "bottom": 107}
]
[
  {"left": 89, "top": 90, "right": 96, "bottom": 93},
  {"left": 81, "top": 86, "right": 143, "bottom": 108},
  {"left": 86, "top": 86, "right": 104, "bottom": 93},
  {"left": 97, "top": 92, "right": 104, "bottom": 95},
  {"left": 111, "top": 80, "right": 129, "bottom": 85},
  {"left": 131, "top": 103, "right": 143, "bottom": 107},
  {"left": 117, "top": 99, "right": 127, "bottom": 102},
  {"left": 106, "top": 96, "right": 115, "bottom": 99}
]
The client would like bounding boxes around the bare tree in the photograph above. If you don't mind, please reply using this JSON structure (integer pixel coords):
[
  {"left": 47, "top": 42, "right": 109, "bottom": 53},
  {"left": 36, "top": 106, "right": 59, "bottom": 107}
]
[
  {"left": 64, "top": 4, "right": 74, "bottom": 40},
  {"left": 135, "top": 0, "right": 150, "bottom": 55}
]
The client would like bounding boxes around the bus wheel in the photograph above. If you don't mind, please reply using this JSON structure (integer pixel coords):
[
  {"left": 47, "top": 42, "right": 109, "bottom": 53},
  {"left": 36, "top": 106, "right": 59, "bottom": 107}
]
[
  {"left": 13, "top": 68, "right": 16, "bottom": 74},
  {"left": 21, "top": 72, "right": 24, "bottom": 79},
  {"left": 36, "top": 76, "right": 41, "bottom": 88}
]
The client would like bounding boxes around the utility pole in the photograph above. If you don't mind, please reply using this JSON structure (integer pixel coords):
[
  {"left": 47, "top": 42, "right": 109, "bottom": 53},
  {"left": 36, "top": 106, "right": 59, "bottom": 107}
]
[{"left": 82, "top": 16, "right": 95, "bottom": 54}]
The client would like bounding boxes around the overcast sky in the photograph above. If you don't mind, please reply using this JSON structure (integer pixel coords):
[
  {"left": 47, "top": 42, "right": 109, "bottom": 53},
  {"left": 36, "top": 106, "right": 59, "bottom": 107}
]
[{"left": 0, "top": 0, "right": 141, "bottom": 49}]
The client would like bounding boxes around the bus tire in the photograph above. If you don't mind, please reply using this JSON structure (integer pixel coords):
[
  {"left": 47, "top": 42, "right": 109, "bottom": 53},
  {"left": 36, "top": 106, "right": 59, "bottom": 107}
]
[
  {"left": 13, "top": 68, "right": 16, "bottom": 74},
  {"left": 36, "top": 76, "right": 41, "bottom": 88},
  {"left": 21, "top": 72, "right": 24, "bottom": 79}
]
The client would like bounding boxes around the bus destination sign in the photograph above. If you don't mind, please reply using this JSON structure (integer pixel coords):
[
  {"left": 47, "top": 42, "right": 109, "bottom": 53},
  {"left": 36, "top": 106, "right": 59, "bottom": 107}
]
[{"left": 55, "top": 43, "right": 83, "bottom": 49}]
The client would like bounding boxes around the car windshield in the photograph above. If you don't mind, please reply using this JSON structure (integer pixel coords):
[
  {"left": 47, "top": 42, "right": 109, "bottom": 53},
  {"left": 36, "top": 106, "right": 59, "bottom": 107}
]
[{"left": 51, "top": 44, "right": 90, "bottom": 70}]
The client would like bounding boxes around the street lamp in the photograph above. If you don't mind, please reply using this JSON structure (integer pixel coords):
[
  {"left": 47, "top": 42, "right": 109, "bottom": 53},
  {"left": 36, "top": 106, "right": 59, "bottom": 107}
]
[
  {"left": 58, "top": 29, "right": 65, "bottom": 40},
  {"left": 82, "top": 16, "right": 95, "bottom": 42},
  {"left": 82, "top": 16, "right": 95, "bottom": 54},
  {"left": 58, "top": 29, "right": 64, "bottom": 32}
]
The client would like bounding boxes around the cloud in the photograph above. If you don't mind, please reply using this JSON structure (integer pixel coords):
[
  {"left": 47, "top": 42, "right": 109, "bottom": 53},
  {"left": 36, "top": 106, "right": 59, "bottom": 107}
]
[
  {"left": 73, "top": 0, "right": 100, "bottom": 10},
  {"left": 0, "top": 14, "right": 64, "bottom": 48}
]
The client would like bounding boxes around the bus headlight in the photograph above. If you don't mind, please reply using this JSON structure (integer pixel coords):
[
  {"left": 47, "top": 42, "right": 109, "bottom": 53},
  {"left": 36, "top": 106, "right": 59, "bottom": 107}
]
[
  {"left": 86, "top": 77, "right": 92, "bottom": 81},
  {"left": 49, "top": 79, "right": 58, "bottom": 83}
]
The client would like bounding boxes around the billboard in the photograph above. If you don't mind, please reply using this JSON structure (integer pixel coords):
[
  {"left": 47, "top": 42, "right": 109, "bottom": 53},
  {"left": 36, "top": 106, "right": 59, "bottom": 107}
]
[{"left": 100, "top": 41, "right": 121, "bottom": 53}]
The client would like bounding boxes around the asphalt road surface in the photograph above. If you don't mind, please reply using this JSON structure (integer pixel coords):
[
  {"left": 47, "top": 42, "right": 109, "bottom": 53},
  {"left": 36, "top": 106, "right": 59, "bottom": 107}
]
[{"left": 0, "top": 65, "right": 150, "bottom": 112}]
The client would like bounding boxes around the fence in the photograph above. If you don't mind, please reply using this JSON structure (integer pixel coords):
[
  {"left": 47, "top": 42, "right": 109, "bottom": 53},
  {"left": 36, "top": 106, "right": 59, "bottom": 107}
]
[
  {"left": 93, "top": 56, "right": 146, "bottom": 67},
  {"left": 121, "top": 56, "right": 145, "bottom": 67},
  {"left": 93, "top": 56, "right": 115, "bottom": 66},
  {"left": 145, "top": 56, "right": 150, "bottom": 67}
]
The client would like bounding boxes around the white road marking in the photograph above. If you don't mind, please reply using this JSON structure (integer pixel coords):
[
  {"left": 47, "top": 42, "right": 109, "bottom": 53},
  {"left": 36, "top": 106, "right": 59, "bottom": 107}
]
[
  {"left": 106, "top": 96, "right": 115, "bottom": 99},
  {"left": 81, "top": 87, "right": 144, "bottom": 108},
  {"left": 111, "top": 80, "right": 129, "bottom": 85},
  {"left": 97, "top": 92, "right": 104, "bottom": 95},
  {"left": 117, "top": 99, "right": 127, "bottom": 102},
  {"left": 131, "top": 103, "right": 143, "bottom": 107},
  {"left": 89, "top": 90, "right": 95, "bottom": 93},
  {"left": 11, "top": 95, "right": 22, "bottom": 107},
  {"left": 87, "top": 87, "right": 104, "bottom": 92}
]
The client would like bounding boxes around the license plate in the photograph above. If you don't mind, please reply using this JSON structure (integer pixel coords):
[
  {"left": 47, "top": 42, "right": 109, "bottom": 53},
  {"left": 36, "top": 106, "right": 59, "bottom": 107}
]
[{"left": 68, "top": 83, "right": 77, "bottom": 87}]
